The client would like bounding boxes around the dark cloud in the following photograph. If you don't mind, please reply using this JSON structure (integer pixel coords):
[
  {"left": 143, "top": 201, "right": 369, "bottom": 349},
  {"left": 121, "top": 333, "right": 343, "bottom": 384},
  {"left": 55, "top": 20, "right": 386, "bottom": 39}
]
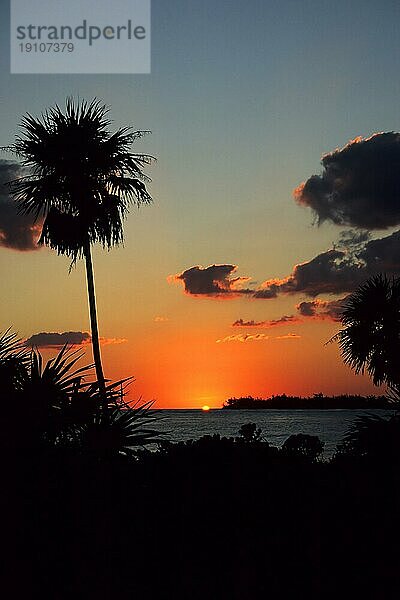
[
  {"left": 24, "top": 331, "right": 127, "bottom": 348},
  {"left": 336, "top": 229, "right": 371, "bottom": 250},
  {"left": 296, "top": 301, "right": 320, "bottom": 317},
  {"left": 255, "top": 230, "right": 400, "bottom": 299},
  {"left": 254, "top": 249, "right": 360, "bottom": 298},
  {"left": 359, "top": 231, "right": 400, "bottom": 272},
  {"left": 232, "top": 315, "right": 301, "bottom": 328},
  {"left": 24, "top": 331, "right": 91, "bottom": 348},
  {"left": 294, "top": 132, "right": 400, "bottom": 229},
  {"left": 0, "top": 160, "right": 43, "bottom": 251},
  {"left": 232, "top": 300, "right": 347, "bottom": 333},
  {"left": 232, "top": 299, "right": 348, "bottom": 334},
  {"left": 296, "top": 297, "right": 349, "bottom": 322},
  {"left": 171, "top": 230, "right": 400, "bottom": 303},
  {"left": 171, "top": 264, "right": 253, "bottom": 298}
]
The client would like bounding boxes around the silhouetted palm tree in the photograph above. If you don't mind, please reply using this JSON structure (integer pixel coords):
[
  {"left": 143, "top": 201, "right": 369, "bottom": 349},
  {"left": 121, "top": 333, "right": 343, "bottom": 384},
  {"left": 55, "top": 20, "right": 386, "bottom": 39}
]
[
  {"left": 332, "top": 274, "right": 400, "bottom": 388},
  {"left": 9, "top": 99, "right": 154, "bottom": 399}
]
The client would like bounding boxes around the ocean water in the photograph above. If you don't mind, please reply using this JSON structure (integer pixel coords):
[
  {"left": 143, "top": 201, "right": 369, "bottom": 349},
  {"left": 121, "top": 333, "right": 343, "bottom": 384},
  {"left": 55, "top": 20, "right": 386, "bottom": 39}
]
[{"left": 153, "top": 408, "right": 394, "bottom": 457}]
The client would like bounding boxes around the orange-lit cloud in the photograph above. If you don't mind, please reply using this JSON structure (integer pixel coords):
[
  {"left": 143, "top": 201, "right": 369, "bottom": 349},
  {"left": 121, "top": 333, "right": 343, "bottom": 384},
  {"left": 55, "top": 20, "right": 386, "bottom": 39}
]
[
  {"left": 100, "top": 337, "right": 127, "bottom": 346},
  {"left": 232, "top": 315, "right": 301, "bottom": 328},
  {"left": 275, "top": 333, "right": 301, "bottom": 340},
  {"left": 216, "top": 333, "right": 269, "bottom": 343},
  {"left": 24, "top": 331, "right": 127, "bottom": 348},
  {"left": 154, "top": 316, "right": 169, "bottom": 322},
  {"left": 216, "top": 332, "right": 301, "bottom": 343}
]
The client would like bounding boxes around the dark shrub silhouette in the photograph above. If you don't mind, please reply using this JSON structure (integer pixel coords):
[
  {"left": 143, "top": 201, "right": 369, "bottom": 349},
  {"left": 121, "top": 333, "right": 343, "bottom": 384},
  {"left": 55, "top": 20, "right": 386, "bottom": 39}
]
[
  {"left": 335, "top": 413, "right": 400, "bottom": 461},
  {"left": 282, "top": 433, "right": 324, "bottom": 461},
  {"left": 237, "top": 422, "right": 262, "bottom": 443}
]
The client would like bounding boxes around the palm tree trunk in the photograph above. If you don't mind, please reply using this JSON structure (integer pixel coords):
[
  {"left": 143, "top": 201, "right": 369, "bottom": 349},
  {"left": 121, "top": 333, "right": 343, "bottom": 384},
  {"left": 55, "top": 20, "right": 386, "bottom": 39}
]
[{"left": 83, "top": 239, "right": 107, "bottom": 404}]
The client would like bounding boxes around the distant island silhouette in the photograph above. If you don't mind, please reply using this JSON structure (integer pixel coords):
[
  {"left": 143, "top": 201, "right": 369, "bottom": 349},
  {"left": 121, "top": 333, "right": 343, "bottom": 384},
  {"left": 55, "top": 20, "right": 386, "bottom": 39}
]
[{"left": 223, "top": 393, "right": 392, "bottom": 410}]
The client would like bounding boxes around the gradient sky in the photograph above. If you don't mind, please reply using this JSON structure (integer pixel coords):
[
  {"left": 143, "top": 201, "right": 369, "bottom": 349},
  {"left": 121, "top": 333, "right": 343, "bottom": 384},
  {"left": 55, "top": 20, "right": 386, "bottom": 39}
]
[{"left": 1, "top": 0, "right": 400, "bottom": 407}]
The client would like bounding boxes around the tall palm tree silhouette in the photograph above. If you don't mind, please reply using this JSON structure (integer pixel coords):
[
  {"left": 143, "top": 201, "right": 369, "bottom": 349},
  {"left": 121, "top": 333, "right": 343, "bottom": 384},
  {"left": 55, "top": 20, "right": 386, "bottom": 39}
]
[
  {"left": 333, "top": 274, "right": 400, "bottom": 388},
  {"left": 9, "top": 99, "right": 154, "bottom": 399}
]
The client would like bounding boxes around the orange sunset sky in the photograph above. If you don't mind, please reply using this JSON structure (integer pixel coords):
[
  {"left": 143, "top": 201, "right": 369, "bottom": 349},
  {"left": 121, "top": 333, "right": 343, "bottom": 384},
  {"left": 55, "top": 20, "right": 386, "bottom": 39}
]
[{"left": 2, "top": 1, "right": 400, "bottom": 407}]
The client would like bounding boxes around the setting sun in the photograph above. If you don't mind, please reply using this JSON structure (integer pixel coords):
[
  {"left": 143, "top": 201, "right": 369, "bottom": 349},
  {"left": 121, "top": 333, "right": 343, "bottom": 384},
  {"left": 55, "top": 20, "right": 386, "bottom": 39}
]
[{"left": 201, "top": 405, "right": 211, "bottom": 412}]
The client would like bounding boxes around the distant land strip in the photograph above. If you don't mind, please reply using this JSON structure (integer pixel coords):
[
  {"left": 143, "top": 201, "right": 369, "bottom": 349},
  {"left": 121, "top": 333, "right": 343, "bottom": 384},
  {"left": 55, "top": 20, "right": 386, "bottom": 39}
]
[{"left": 222, "top": 394, "right": 393, "bottom": 410}]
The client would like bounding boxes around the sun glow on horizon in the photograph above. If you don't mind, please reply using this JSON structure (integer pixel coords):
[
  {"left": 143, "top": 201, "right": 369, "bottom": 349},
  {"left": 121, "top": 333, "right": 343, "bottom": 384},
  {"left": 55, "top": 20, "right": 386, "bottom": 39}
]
[{"left": 201, "top": 405, "right": 211, "bottom": 411}]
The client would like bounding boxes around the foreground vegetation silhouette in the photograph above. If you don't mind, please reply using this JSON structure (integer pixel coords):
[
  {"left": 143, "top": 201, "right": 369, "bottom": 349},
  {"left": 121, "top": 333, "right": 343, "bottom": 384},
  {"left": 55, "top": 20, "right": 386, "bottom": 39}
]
[
  {"left": 2, "top": 316, "right": 400, "bottom": 598},
  {"left": 0, "top": 328, "right": 162, "bottom": 456},
  {"left": 5, "top": 394, "right": 400, "bottom": 599}
]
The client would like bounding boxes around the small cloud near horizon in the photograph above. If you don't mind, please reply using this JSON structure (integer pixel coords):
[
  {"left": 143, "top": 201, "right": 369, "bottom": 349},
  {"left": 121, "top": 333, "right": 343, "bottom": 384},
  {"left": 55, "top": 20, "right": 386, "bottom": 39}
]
[
  {"left": 24, "top": 331, "right": 127, "bottom": 348},
  {"left": 154, "top": 316, "right": 169, "bottom": 322},
  {"left": 275, "top": 333, "right": 301, "bottom": 340},
  {"left": 216, "top": 333, "right": 270, "bottom": 343},
  {"left": 234, "top": 295, "right": 348, "bottom": 332},
  {"left": 232, "top": 315, "right": 301, "bottom": 328},
  {"left": 216, "top": 332, "right": 301, "bottom": 343}
]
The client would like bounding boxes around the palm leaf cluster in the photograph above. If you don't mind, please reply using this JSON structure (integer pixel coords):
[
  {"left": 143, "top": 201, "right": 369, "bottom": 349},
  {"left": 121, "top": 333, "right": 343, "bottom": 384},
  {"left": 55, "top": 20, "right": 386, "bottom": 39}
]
[
  {"left": 9, "top": 98, "right": 154, "bottom": 259},
  {"left": 0, "top": 328, "right": 29, "bottom": 397},
  {"left": 0, "top": 328, "right": 163, "bottom": 457},
  {"left": 77, "top": 399, "right": 164, "bottom": 458},
  {"left": 333, "top": 274, "right": 400, "bottom": 387},
  {"left": 335, "top": 413, "right": 400, "bottom": 460}
]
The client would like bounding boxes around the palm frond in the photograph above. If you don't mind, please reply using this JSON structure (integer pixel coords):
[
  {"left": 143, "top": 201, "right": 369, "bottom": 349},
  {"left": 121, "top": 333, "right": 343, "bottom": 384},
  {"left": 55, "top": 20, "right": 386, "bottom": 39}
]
[
  {"left": 331, "top": 274, "right": 400, "bottom": 387},
  {"left": 22, "top": 345, "right": 92, "bottom": 409},
  {"left": 336, "top": 412, "right": 400, "bottom": 459},
  {"left": 0, "top": 339, "right": 93, "bottom": 449},
  {"left": 7, "top": 97, "right": 155, "bottom": 258},
  {"left": 75, "top": 397, "right": 165, "bottom": 458},
  {"left": 0, "top": 328, "right": 30, "bottom": 400},
  {"left": 0, "top": 327, "right": 28, "bottom": 362}
]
